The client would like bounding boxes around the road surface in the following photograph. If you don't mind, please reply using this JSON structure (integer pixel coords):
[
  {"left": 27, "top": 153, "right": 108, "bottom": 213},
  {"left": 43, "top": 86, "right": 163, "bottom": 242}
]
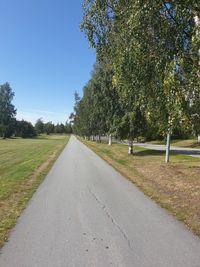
[
  {"left": 134, "top": 143, "right": 200, "bottom": 158},
  {"left": 101, "top": 136, "right": 200, "bottom": 158},
  {"left": 0, "top": 136, "right": 200, "bottom": 267}
]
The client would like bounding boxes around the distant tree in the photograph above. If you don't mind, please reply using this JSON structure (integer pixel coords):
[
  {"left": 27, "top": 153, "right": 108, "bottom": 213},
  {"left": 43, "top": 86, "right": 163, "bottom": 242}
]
[
  {"left": 0, "top": 83, "right": 16, "bottom": 138},
  {"left": 55, "top": 123, "right": 66, "bottom": 134},
  {"left": 65, "top": 121, "right": 72, "bottom": 134},
  {"left": 44, "top": 121, "right": 55, "bottom": 135},
  {"left": 16, "top": 120, "right": 37, "bottom": 138},
  {"left": 54, "top": 124, "right": 60, "bottom": 133},
  {"left": 60, "top": 123, "right": 66, "bottom": 133},
  {"left": 69, "top": 112, "right": 75, "bottom": 124},
  {"left": 74, "top": 91, "right": 81, "bottom": 110},
  {"left": 72, "top": 62, "right": 121, "bottom": 143},
  {"left": 6, "top": 118, "right": 17, "bottom": 138},
  {"left": 35, "top": 118, "right": 44, "bottom": 134}
]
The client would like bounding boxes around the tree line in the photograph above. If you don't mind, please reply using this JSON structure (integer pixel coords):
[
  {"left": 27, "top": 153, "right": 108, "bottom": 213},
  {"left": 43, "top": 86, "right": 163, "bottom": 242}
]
[
  {"left": 0, "top": 83, "right": 72, "bottom": 138},
  {"left": 72, "top": 0, "right": 200, "bottom": 162},
  {"left": 35, "top": 118, "right": 72, "bottom": 135}
]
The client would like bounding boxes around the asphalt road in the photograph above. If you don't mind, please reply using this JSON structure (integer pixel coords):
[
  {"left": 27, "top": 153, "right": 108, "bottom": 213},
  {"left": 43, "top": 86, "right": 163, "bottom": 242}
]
[
  {"left": 0, "top": 136, "right": 200, "bottom": 267},
  {"left": 102, "top": 136, "right": 200, "bottom": 158},
  {"left": 134, "top": 143, "right": 200, "bottom": 158}
]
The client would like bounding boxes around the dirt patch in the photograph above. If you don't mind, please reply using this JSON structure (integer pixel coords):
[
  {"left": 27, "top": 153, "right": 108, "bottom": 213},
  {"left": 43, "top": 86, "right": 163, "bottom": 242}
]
[{"left": 25, "top": 150, "right": 58, "bottom": 186}]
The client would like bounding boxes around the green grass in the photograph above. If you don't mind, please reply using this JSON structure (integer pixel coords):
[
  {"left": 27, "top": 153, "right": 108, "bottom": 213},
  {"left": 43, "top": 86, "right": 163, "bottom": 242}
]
[
  {"left": 0, "top": 134, "right": 69, "bottom": 247},
  {"left": 80, "top": 138, "right": 200, "bottom": 238}
]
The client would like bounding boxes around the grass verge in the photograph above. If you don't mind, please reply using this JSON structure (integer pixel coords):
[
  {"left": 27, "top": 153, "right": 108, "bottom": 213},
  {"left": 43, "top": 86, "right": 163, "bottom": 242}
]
[
  {"left": 80, "top": 138, "right": 200, "bottom": 237},
  {"left": 0, "top": 134, "right": 69, "bottom": 247}
]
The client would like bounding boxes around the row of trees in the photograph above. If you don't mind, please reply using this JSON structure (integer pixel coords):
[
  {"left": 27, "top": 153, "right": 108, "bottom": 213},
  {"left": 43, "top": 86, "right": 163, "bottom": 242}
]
[
  {"left": 0, "top": 83, "right": 72, "bottom": 138},
  {"left": 35, "top": 118, "right": 72, "bottom": 135},
  {"left": 73, "top": 0, "right": 200, "bottom": 162}
]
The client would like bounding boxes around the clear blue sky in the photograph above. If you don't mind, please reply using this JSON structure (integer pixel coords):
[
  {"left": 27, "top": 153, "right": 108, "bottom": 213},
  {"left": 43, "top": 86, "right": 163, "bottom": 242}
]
[{"left": 0, "top": 0, "right": 96, "bottom": 124}]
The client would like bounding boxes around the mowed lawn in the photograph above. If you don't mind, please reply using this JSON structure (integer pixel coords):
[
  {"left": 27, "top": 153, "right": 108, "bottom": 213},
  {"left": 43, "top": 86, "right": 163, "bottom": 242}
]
[
  {"left": 0, "top": 134, "right": 69, "bottom": 247},
  {"left": 81, "top": 139, "right": 200, "bottom": 238}
]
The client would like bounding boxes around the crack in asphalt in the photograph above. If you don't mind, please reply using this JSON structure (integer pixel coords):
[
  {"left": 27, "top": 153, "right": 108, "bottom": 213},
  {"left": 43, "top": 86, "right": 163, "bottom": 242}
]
[{"left": 88, "top": 187, "right": 132, "bottom": 251}]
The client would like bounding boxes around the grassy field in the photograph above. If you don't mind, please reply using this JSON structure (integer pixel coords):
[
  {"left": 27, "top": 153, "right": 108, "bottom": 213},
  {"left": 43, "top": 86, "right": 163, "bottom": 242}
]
[
  {"left": 148, "top": 138, "right": 200, "bottom": 149},
  {"left": 81, "top": 139, "right": 200, "bottom": 237},
  {"left": 0, "top": 134, "right": 69, "bottom": 247}
]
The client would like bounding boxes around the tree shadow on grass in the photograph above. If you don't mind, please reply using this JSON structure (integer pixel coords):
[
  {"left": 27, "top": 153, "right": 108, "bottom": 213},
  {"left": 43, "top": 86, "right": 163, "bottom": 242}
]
[
  {"left": 134, "top": 148, "right": 200, "bottom": 158},
  {"left": 134, "top": 149, "right": 164, "bottom": 157}
]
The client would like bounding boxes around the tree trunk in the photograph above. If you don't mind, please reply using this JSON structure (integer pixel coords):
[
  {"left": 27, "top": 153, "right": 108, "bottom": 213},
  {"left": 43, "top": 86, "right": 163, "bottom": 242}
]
[
  {"left": 194, "top": 14, "right": 200, "bottom": 77},
  {"left": 91, "top": 135, "right": 95, "bottom": 141},
  {"left": 198, "top": 134, "right": 200, "bottom": 144},
  {"left": 165, "top": 133, "right": 171, "bottom": 163},
  {"left": 108, "top": 134, "right": 112, "bottom": 146},
  {"left": 195, "top": 15, "right": 200, "bottom": 144},
  {"left": 128, "top": 140, "right": 133, "bottom": 155},
  {"left": 2, "top": 131, "right": 6, "bottom": 139},
  {"left": 98, "top": 134, "right": 101, "bottom": 143}
]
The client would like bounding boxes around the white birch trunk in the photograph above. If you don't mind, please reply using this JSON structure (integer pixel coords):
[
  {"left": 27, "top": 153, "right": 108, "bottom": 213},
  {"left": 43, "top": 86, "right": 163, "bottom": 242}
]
[
  {"left": 128, "top": 140, "right": 133, "bottom": 155},
  {"left": 165, "top": 133, "right": 171, "bottom": 163},
  {"left": 194, "top": 15, "right": 200, "bottom": 77},
  {"left": 198, "top": 134, "right": 200, "bottom": 144},
  {"left": 96, "top": 134, "right": 101, "bottom": 143},
  {"left": 194, "top": 15, "right": 200, "bottom": 143},
  {"left": 108, "top": 134, "right": 112, "bottom": 146}
]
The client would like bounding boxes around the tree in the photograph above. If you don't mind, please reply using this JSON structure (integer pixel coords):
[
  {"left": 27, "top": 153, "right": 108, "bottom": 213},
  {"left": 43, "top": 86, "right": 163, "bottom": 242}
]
[
  {"left": 73, "top": 62, "right": 120, "bottom": 143},
  {"left": 35, "top": 118, "right": 44, "bottom": 134},
  {"left": 65, "top": 121, "right": 72, "bottom": 134},
  {"left": 44, "top": 121, "right": 55, "bottom": 135},
  {"left": 81, "top": 0, "right": 200, "bottom": 161},
  {"left": 16, "top": 120, "right": 37, "bottom": 138},
  {"left": 0, "top": 83, "right": 16, "bottom": 138},
  {"left": 113, "top": 109, "right": 147, "bottom": 154},
  {"left": 55, "top": 123, "right": 66, "bottom": 134}
]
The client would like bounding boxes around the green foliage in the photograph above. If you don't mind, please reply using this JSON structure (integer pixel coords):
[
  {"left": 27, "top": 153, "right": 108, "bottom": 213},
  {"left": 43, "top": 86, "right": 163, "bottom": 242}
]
[
  {"left": 54, "top": 123, "right": 65, "bottom": 134},
  {"left": 114, "top": 109, "right": 147, "bottom": 140},
  {"left": 16, "top": 120, "right": 37, "bottom": 138},
  {"left": 44, "top": 122, "right": 55, "bottom": 135},
  {"left": 0, "top": 83, "right": 16, "bottom": 138},
  {"left": 35, "top": 118, "right": 44, "bottom": 134},
  {"left": 65, "top": 122, "right": 73, "bottom": 134},
  {"left": 78, "top": 0, "right": 200, "bottom": 142},
  {"left": 73, "top": 61, "right": 121, "bottom": 137}
]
